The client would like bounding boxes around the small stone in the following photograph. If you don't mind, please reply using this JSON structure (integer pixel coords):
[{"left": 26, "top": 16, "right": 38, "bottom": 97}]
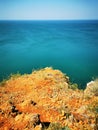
[{"left": 30, "top": 114, "right": 41, "bottom": 127}]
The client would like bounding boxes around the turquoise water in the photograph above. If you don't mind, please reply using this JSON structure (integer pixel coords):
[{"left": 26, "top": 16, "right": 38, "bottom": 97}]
[{"left": 0, "top": 20, "right": 98, "bottom": 88}]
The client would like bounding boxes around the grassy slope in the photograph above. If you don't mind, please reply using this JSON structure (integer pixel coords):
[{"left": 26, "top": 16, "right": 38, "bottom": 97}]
[{"left": 0, "top": 67, "right": 98, "bottom": 130}]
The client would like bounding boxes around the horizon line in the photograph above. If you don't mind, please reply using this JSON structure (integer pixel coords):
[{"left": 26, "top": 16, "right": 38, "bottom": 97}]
[{"left": 0, "top": 19, "right": 98, "bottom": 21}]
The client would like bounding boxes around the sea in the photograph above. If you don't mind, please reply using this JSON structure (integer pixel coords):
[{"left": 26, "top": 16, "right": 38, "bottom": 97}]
[{"left": 0, "top": 20, "right": 98, "bottom": 88}]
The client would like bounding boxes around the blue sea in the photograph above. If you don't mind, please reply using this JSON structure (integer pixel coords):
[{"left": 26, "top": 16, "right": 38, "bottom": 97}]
[{"left": 0, "top": 20, "right": 98, "bottom": 88}]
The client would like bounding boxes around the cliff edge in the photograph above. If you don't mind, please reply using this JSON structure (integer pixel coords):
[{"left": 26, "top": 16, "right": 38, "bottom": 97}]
[{"left": 0, "top": 67, "right": 98, "bottom": 130}]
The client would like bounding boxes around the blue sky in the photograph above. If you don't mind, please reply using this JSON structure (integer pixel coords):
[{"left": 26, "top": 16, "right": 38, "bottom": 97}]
[{"left": 0, "top": 0, "right": 98, "bottom": 20}]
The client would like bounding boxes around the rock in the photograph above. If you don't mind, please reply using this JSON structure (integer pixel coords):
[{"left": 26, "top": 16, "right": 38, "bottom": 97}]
[
  {"left": 30, "top": 114, "right": 41, "bottom": 127},
  {"left": 84, "top": 80, "right": 98, "bottom": 97}
]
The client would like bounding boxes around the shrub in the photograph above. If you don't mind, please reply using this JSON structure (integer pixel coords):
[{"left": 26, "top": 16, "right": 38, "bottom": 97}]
[
  {"left": 62, "top": 126, "right": 70, "bottom": 130},
  {"left": 0, "top": 79, "right": 7, "bottom": 86},
  {"left": 44, "top": 123, "right": 70, "bottom": 130},
  {"left": 9, "top": 72, "right": 21, "bottom": 79},
  {"left": 69, "top": 83, "right": 78, "bottom": 90}
]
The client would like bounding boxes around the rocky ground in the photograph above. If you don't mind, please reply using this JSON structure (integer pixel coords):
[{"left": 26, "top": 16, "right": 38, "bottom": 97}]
[{"left": 0, "top": 67, "right": 98, "bottom": 130}]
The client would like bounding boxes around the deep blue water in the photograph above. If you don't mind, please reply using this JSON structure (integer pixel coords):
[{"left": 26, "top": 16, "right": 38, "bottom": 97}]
[{"left": 0, "top": 20, "right": 98, "bottom": 88}]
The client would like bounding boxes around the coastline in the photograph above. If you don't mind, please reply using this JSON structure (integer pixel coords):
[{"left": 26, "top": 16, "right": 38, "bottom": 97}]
[{"left": 0, "top": 67, "right": 98, "bottom": 130}]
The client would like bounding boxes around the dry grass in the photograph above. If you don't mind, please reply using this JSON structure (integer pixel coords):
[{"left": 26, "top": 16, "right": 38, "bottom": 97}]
[{"left": 0, "top": 67, "right": 97, "bottom": 130}]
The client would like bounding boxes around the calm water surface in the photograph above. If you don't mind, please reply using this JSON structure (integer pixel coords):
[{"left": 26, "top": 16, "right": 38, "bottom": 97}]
[{"left": 0, "top": 20, "right": 98, "bottom": 88}]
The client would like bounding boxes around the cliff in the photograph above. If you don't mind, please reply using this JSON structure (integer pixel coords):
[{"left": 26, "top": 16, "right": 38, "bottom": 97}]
[{"left": 0, "top": 67, "right": 98, "bottom": 130}]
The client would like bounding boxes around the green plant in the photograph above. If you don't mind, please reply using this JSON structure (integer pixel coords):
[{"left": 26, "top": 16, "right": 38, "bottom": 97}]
[
  {"left": 9, "top": 72, "right": 21, "bottom": 79},
  {"left": 88, "top": 101, "right": 98, "bottom": 114},
  {"left": 0, "top": 72, "right": 21, "bottom": 87},
  {"left": 0, "top": 79, "right": 7, "bottom": 86},
  {"left": 69, "top": 83, "right": 78, "bottom": 90},
  {"left": 44, "top": 123, "right": 70, "bottom": 130},
  {"left": 62, "top": 126, "right": 70, "bottom": 130},
  {"left": 87, "top": 101, "right": 98, "bottom": 129},
  {"left": 47, "top": 123, "right": 62, "bottom": 130},
  {"left": 95, "top": 115, "right": 98, "bottom": 130},
  {"left": 92, "top": 88, "right": 98, "bottom": 96}
]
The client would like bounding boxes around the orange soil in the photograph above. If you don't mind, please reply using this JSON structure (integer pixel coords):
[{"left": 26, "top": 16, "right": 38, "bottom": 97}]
[{"left": 0, "top": 67, "right": 98, "bottom": 130}]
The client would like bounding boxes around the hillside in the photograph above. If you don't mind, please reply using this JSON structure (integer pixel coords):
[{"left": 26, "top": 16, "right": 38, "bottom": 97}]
[{"left": 0, "top": 67, "right": 98, "bottom": 130}]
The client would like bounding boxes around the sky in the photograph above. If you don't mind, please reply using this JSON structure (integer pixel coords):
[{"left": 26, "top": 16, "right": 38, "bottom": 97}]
[{"left": 0, "top": 0, "right": 98, "bottom": 20}]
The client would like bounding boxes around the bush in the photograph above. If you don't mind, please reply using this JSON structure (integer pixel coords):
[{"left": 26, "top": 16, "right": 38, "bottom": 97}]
[
  {"left": 69, "top": 83, "right": 78, "bottom": 90},
  {"left": 62, "top": 126, "right": 70, "bottom": 130},
  {"left": 10, "top": 72, "right": 21, "bottom": 79},
  {"left": 44, "top": 123, "right": 70, "bottom": 130},
  {"left": 0, "top": 79, "right": 7, "bottom": 86}
]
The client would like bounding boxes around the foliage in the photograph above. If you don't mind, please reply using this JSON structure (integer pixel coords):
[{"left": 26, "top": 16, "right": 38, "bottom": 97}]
[
  {"left": 69, "top": 83, "right": 78, "bottom": 90},
  {"left": 87, "top": 100, "right": 98, "bottom": 129},
  {"left": 0, "top": 67, "right": 97, "bottom": 130},
  {"left": 88, "top": 105, "right": 98, "bottom": 114},
  {"left": 0, "top": 72, "right": 21, "bottom": 86},
  {"left": 0, "top": 79, "right": 7, "bottom": 86},
  {"left": 62, "top": 126, "right": 70, "bottom": 130},
  {"left": 9, "top": 72, "right": 21, "bottom": 79},
  {"left": 46, "top": 123, "right": 61, "bottom": 130},
  {"left": 95, "top": 115, "right": 98, "bottom": 130},
  {"left": 44, "top": 123, "right": 70, "bottom": 130},
  {"left": 0, "top": 71, "right": 21, "bottom": 85}
]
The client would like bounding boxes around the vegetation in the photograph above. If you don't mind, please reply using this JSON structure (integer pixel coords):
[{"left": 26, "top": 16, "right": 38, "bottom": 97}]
[
  {"left": 0, "top": 67, "right": 97, "bottom": 130},
  {"left": 44, "top": 123, "right": 70, "bottom": 130},
  {"left": 0, "top": 72, "right": 21, "bottom": 86},
  {"left": 9, "top": 72, "right": 21, "bottom": 79},
  {"left": 69, "top": 83, "right": 78, "bottom": 90},
  {"left": 0, "top": 79, "right": 7, "bottom": 86}
]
